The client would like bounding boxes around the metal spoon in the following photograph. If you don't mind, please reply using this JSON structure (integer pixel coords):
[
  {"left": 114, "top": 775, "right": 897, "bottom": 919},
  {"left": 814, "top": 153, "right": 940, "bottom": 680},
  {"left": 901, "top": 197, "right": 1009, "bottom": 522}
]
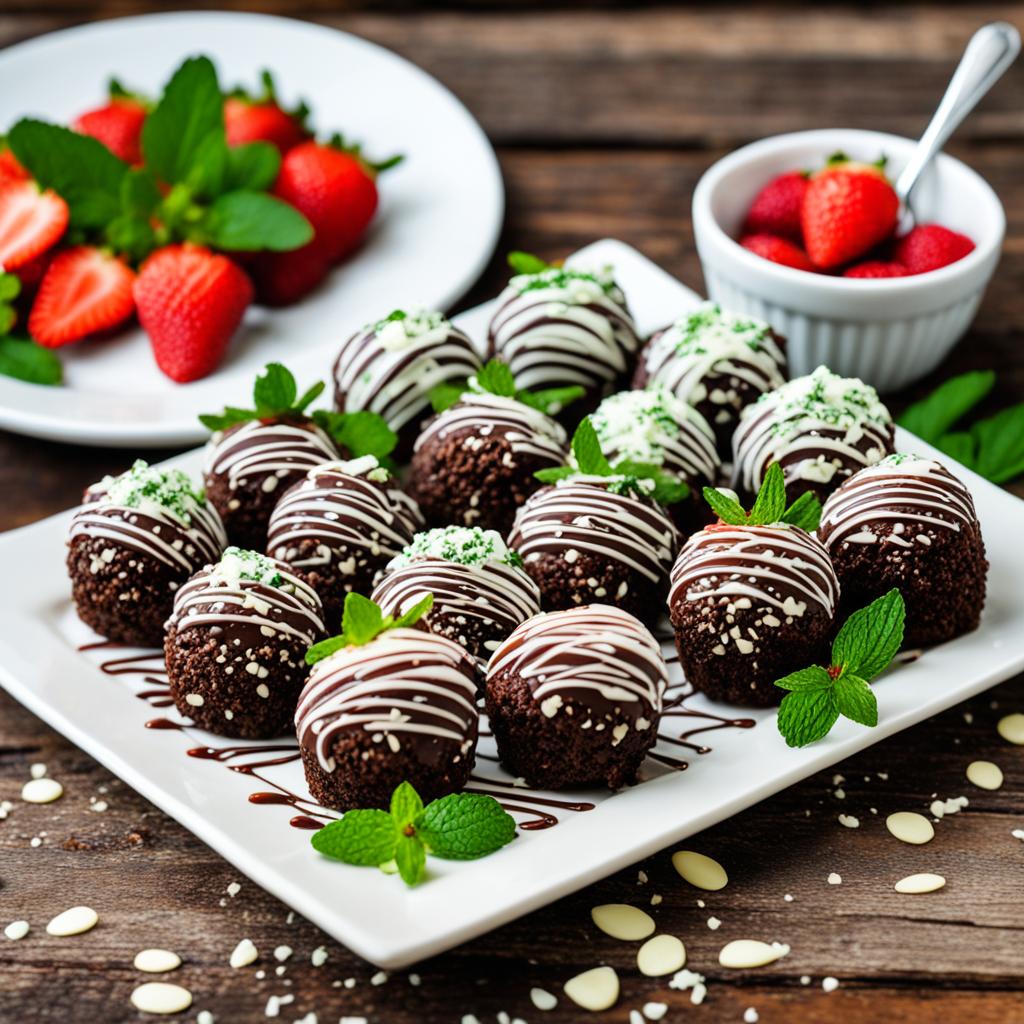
[{"left": 896, "top": 21, "right": 1020, "bottom": 231}]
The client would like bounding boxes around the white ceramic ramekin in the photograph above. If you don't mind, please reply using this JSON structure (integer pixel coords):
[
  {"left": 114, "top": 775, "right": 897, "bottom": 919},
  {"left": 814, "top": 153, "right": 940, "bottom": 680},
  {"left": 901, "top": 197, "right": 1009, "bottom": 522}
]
[{"left": 692, "top": 128, "right": 1005, "bottom": 392}]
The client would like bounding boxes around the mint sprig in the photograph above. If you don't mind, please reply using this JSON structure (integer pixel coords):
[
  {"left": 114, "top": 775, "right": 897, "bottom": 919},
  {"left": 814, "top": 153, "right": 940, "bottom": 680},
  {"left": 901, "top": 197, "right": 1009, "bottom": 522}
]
[
  {"left": 703, "top": 462, "right": 822, "bottom": 530},
  {"left": 535, "top": 418, "right": 688, "bottom": 506},
  {"left": 774, "top": 589, "right": 906, "bottom": 748},
  {"left": 305, "top": 591, "right": 434, "bottom": 665},
  {"left": 507, "top": 250, "right": 550, "bottom": 275},
  {"left": 199, "top": 363, "right": 324, "bottom": 431},
  {"left": 311, "top": 410, "right": 398, "bottom": 462},
  {"left": 0, "top": 273, "right": 61, "bottom": 386},
  {"left": 311, "top": 781, "right": 517, "bottom": 887},
  {"left": 428, "top": 357, "right": 584, "bottom": 418}
]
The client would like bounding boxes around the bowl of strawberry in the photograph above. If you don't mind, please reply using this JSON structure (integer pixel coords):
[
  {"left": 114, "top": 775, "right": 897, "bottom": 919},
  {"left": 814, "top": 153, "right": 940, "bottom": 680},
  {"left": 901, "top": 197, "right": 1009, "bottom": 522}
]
[{"left": 692, "top": 129, "right": 1004, "bottom": 391}]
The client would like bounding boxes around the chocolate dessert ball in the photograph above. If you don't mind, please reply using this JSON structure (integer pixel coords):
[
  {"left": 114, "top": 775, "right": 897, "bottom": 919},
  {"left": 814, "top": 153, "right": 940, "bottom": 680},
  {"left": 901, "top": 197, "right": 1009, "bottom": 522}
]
[
  {"left": 371, "top": 526, "right": 541, "bottom": 668},
  {"left": 165, "top": 548, "right": 326, "bottom": 738},
  {"left": 67, "top": 461, "right": 227, "bottom": 647},
  {"left": 669, "top": 522, "right": 839, "bottom": 706},
  {"left": 632, "top": 303, "right": 786, "bottom": 455},
  {"left": 204, "top": 418, "right": 338, "bottom": 550},
  {"left": 509, "top": 477, "right": 680, "bottom": 627},
  {"left": 486, "top": 605, "right": 668, "bottom": 789},
  {"left": 408, "top": 391, "right": 569, "bottom": 535},
  {"left": 589, "top": 387, "right": 721, "bottom": 534},
  {"left": 488, "top": 265, "right": 639, "bottom": 410},
  {"left": 820, "top": 454, "right": 987, "bottom": 647},
  {"left": 295, "top": 627, "right": 479, "bottom": 810},
  {"left": 267, "top": 456, "right": 424, "bottom": 629},
  {"left": 732, "top": 365, "right": 895, "bottom": 505},
  {"left": 332, "top": 308, "right": 482, "bottom": 450}
]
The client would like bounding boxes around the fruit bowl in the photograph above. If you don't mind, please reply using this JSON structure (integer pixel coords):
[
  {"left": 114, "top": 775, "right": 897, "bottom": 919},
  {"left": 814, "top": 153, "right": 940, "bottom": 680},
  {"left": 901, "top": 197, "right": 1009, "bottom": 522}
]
[{"left": 692, "top": 128, "right": 1004, "bottom": 392}]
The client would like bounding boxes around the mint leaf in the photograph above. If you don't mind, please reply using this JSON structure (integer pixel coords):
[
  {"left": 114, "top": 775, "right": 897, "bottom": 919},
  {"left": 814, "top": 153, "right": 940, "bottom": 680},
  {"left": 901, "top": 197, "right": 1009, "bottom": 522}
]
[
  {"left": 121, "top": 168, "right": 161, "bottom": 218},
  {"left": 969, "top": 403, "right": 1024, "bottom": 483},
  {"left": 390, "top": 593, "right": 433, "bottom": 630},
  {"left": 226, "top": 141, "right": 281, "bottom": 192},
  {"left": 313, "top": 410, "right": 397, "bottom": 460},
  {"left": 475, "top": 359, "right": 516, "bottom": 398},
  {"left": 648, "top": 473, "right": 690, "bottom": 507},
  {"left": 295, "top": 381, "right": 325, "bottom": 413},
  {"left": 774, "top": 665, "right": 832, "bottom": 692},
  {"left": 201, "top": 190, "right": 313, "bottom": 252},
  {"left": 936, "top": 431, "right": 976, "bottom": 467},
  {"left": 395, "top": 833, "right": 427, "bottom": 886},
  {"left": 342, "top": 592, "right": 384, "bottom": 646},
  {"left": 832, "top": 588, "right": 905, "bottom": 679},
  {"left": 0, "top": 336, "right": 62, "bottom": 386},
  {"left": 572, "top": 418, "right": 613, "bottom": 476},
  {"left": 390, "top": 781, "right": 423, "bottom": 827},
  {"left": 533, "top": 465, "right": 576, "bottom": 484},
  {"left": 417, "top": 793, "right": 517, "bottom": 860},
  {"left": 507, "top": 250, "right": 549, "bottom": 275},
  {"left": 702, "top": 485, "right": 747, "bottom": 524},
  {"left": 834, "top": 674, "right": 878, "bottom": 727},
  {"left": 198, "top": 406, "right": 256, "bottom": 432},
  {"left": 897, "top": 370, "right": 994, "bottom": 443},
  {"left": 748, "top": 462, "right": 786, "bottom": 524},
  {"left": 254, "top": 362, "right": 297, "bottom": 414},
  {"left": 518, "top": 384, "right": 584, "bottom": 416},
  {"left": 184, "top": 131, "right": 229, "bottom": 200},
  {"left": 777, "top": 688, "right": 840, "bottom": 748},
  {"left": 429, "top": 380, "right": 468, "bottom": 413},
  {"left": 305, "top": 634, "right": 347, "bottom": 665},
  {"left": 311, "top": 810, "right": 397, "bottom": 866},
  {"left": 781, "top": 491, "right": 822, "bottom": 532},
  {"left": 0, "top": 271, "right": 20, "bottom": 335}
]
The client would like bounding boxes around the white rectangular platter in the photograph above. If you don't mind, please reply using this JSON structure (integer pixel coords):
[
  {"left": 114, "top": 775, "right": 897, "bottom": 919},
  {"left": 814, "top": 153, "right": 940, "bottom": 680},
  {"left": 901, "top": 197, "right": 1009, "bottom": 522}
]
[{"left": 1, "top": 239, "right": 1023, "bottom": 969}]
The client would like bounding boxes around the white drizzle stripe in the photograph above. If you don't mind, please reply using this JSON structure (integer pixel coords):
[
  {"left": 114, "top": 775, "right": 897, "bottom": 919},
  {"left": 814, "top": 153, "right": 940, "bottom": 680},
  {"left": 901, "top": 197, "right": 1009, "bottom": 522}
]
[
  {"left": 820, "top": 458, "right": 978, "bottom": 548},
  {"left": 488, "top": 605, "right": 668, "bottom": 716},
  {"left": 294, "top": 628, "right": 478, "bottom": 771},
  {"left": 670, "top": 524, "right": 839, "bottom": 617},
  {"left": 332, "top": 322, "right": 481, "bottom": 433},
  {"left": 488, "top": 280, "right": 639, "bottom": 391},
  {"left": 509, "top": 481, "right": 680, "bottom": 584},
  {"left": 204, "top": 421, "right": 338, "bottom": 490}
]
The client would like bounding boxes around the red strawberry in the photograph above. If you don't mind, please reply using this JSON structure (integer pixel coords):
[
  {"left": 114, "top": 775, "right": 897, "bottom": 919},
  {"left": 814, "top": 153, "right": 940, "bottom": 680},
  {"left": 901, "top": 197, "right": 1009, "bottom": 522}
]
[
  {"left": 740, "top": 233, "right": 816, "bottom": 272},
  {"left": 893, "top": 225, "right": 975, "bottom": 275},
  {"left": 224, "top": 70, "right": 310, "bottom": 154},
  {"left": 0, "top": 147, "right": 28, "bottom": 187},
  {"left": 801, "top": 154, "right": 899, "bottom": 269},
  {"left": 29, "top": 246, "right": 136, "bottom": 348},
  {"left": 14, "top": 249, "right": 53, "bottom": 292},
  {"left": 743, "top": 171, "right": 808, "bottom": 243},
  {"left": 0, "top": 181, "right": 69, "bottom": 271},
  {"left": 73, "top": 95, "right": 147, "bottom": 165},
  {"left": 843, "top": 260, "right": 909, "bottom": 280},
  {"left": 134, "top": 244, "right": 254, "bottom": 383},
  {"left": 274, "top": 139, "right": 399, "bottom": 264},
  {"left": 249, "top": 235, "right": 333, "bottom": 307}
]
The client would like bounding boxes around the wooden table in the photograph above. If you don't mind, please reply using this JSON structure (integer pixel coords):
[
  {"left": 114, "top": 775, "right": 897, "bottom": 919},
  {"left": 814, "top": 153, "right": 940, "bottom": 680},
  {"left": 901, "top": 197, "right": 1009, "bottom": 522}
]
[{"left": 2, "top": 5, "right": 1022, "bottom": 1022}]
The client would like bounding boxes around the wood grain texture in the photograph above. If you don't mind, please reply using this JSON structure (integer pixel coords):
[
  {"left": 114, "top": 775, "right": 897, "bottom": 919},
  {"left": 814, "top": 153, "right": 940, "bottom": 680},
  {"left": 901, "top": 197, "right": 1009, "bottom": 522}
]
[{"left": 1, "top": 4, "right": 1023, "bottom": 1022}]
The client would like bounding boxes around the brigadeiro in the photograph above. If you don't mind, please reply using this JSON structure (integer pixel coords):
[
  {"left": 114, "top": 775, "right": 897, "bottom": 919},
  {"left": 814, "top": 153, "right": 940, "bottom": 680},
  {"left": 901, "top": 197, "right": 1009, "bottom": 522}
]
[
  {"left": 164, "top": 547, "right": 326, "bottom": 738},
  {"left": 669, "top": 521, "right": 839, "bottom": 706},
  {"left": 819, "top": 453, "right": 987, "bottom": 647},
  {"left": 295, "top": 602, "right": 479, "bottom": 811},
  {"left": 371, "top": 526, "right": 542, "bottom": 669},
  {"left": 589, "top": 386, "right": 721, "bottom": 534},
  {"left": 67, "top": 460, "right": 227, "bottom": 647},
  {"left": 267, "top": 456, "right": 424, "bottom": 629},
  {"left": 408, "top": 384, "right": 570, "bottom": 536},
  {"left": 485, "top": 604, "right": 668, "bottom": 789},
  {"left": 332, "top": 308, "right": 482, "bottom": 451},
  {"left": 732, "top": 365, "right": 895, "bottom": 505},
  {"left": 632, "top": 302, "right": 786, "bottom": 455},
  {"left": 488, "top": 257, "right": 640, "bottom": 411}
]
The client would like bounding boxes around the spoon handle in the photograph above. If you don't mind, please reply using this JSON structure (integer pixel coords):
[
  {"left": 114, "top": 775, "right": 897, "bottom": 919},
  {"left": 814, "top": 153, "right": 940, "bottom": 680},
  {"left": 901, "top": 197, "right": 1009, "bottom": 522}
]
[{"left": 895, "top": 21, "right": 1020, "bottom": 203}]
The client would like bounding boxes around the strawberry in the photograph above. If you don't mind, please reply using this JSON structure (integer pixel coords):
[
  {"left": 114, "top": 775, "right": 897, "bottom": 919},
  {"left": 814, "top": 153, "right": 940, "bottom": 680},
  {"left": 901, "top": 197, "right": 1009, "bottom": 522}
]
[
  {"left": 29, "top": 246, "right": 136, "bottom": 347},
  {"left": 0, "top": 181, "right": 69, "bottom": 271},
  {"left": 273, "top": 139, "right": 399, "bottom": 264},
  {"left": 224, "top": 70, "right": 310, "bottom": 154},
  {"left": 0, "top": 146, "right": 28, "bottom": 187},
  {"left": 249, "top": 235, "right": 333, "bottom": 307},
  {"left": 843, "top": 260, "right": 908, "bottom": 280},
  {"left": 14, "top": 249, "right": 53, "bottom": 292},
  {"left": 73, "top": 85, "right": 148, "bottom": 165},
  {"left": 801, "top": 154, "right": 899, "bottom": 269},
  {"left": 134, "top": 244, "right": 253, "bottom": 383},
  {"left": 743, "top": 171, "right": 808, "bottom": 243},
  {"left": 740, "top": 233, "right": 816, "bottom": 272},
  {"left": 893, "top": 225, "right": 975, "bottom": 275}
]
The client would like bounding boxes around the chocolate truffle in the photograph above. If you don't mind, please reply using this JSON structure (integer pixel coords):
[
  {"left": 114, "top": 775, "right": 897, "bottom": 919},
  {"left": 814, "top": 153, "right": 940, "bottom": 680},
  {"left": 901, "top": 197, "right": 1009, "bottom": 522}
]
[
  {"left": 820, "top": 454, "right": 987, "bottom": 647},
  {"left": 371, "top": 526, "right": 542, "bottom": 668},
  {"left": 632, "top": 303, "right": 786, "bottom": 454},
  {"left": 488, "top": 265, "right": 639, "bottom": 410},
  {"left": 267, "top": 456, "right": 424, "bottom": 629},
  {"left": 589, "top": 387, "right": 721, "bottom": 534},
  {"left": 485, "top": 604, "right": 668, "bottom": 789},
  {"left": 732, "top": 365, "right": 895, "bottom": 505},
  {"left": 508, "top": 477, "right": 680, "bottom": 627},
  {"left": 67, "top": 461, "right": 227, "bottom": 647},
  {"left": 408, "top": 391, "right": 569, "bottom": 535},
  {"left": 332, "top": 308, "right": 482, "bottom": 449},
  {"left": 668, "top": 522, "right": 839, "bottom": 706},
  {"left": 295, "top": 627, "right": 479, "bottom": 810},
  {"left": 164, "top": 548, "right": 326, "bottom": 738},
  {"left": 204, "top": 418, "right": 339, "bottom": 550}
]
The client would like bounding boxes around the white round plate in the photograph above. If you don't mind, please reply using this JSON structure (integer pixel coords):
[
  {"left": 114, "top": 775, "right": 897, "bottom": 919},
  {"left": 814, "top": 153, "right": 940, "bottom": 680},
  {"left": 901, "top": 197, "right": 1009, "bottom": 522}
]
[{"left": 0, "top": 12, "right": 503, "bottom": 447}]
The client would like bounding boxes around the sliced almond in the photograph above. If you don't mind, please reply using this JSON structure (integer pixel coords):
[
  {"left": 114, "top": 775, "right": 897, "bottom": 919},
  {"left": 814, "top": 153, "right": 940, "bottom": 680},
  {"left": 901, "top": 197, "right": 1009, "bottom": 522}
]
[
  {"left": 130, "top": 982, "right": 193, "bottom": 1015},
  {"left": 894, "top": 873, "right": 946, "bottom": 894},
  {"left": 671, "top": 850, "right": 728, "bottom": 891},
  {"left": 46, "top": 906, "right": 98, "bottom": 937},
  {"left": 637, "top": 934, "right": 686, "bottom": 977},
  {"left": 21, "top": 778, "right": 63, "bottom": 804},
  {"left": 966, "top": 760, "right": 1003, "bottom": 791},
  {"left": 590, "top": 904, "right": 655, "bottom": 941},
  {"left": 564, "top": 966, "right": 619, "bottom": 1011},
  {"left": 134, "top": 948, "right": 182, "bottom": 973},
  {"left": 996, "top": 713, "right": 1024, "bottom": 745},
  {"left": 718, "top": 939, "right": 790, "bottom": 969},
  {"left": 886, "top": 811, "right": 934, "bottom": 845}
]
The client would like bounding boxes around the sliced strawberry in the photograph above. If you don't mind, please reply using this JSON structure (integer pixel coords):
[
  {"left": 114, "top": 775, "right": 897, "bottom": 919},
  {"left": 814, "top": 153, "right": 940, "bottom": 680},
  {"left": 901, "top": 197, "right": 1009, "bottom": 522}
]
[
  {"left": 743, "top": 171, "right": 808, "bottom": 243},
  {"left": 224, "top": 70, "right": 310, "bottom": 154},
  {"left": 134, "top": 244, "right": 253, "bottom": 383},
  {"left": 0, "top": 181, "right": 69, "bottom": 271},
  {"left": 0, "top": 147, "right": 28, "bottom": 187},
  {"left": 28, "top": 246, "right": 136, "bottom": 348},
  {"left": 73, "top": 98, "right": 148, "bottom": 165},
  {"left": 740, "top": 233, "right": 816, "bottom": 272},
  {"left": 843, "top": 260, "right": 909, "bottom": 279},
  {"left": 893, "top": 225, "right": 975, "bottom": 275}
]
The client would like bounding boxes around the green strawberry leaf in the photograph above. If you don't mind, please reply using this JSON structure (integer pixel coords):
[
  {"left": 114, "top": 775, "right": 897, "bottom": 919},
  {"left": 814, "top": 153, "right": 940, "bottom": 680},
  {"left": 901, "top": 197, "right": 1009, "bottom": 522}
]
[
  {"left": 0, "top": 336, "right": 62, "bottom": 386},
  {"left": 253, "top": 362, "right": 298, "bottom": 415},
  {"left": 533, "top": 465, "right": 576, "bottom": 484},
  {"left": 572, "top": 417, "right": 613, "bottom": 476},
  {"left": 777, "top": 687, "right": 840, "bottom": 748},
  {"left": 781, "top": 491, "right": 823, "bottom": 532},
  {"left": 748, "top": 462, "right": 787, "bottom": 524},
  {"left": 507, "top": 250, "right": 549, "bottom": 275},
  {"left": 200, "top": 190, "right": 313, "bottom": 252},
  {"left": 311, "top": 810, "right": 397, "bottom": 866},
  {"left": 390, "top": 593, "right": 434, "bottom": 631},
  {"left": 702, "top": 485, "right": 747, "bottom": 524},
  {"left": 342, "top": 592, "right": 385, "bottom": 646},
  {"left": 417, "top": 793, "right": 517, "bottom": 860}
]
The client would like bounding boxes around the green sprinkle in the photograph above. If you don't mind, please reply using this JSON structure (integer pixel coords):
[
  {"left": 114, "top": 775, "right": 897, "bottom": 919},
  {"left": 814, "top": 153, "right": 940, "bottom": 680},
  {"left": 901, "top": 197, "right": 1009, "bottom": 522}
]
[
  {"left": 102, "top": 460, "right": 204, "bottom": 525},
  {"left": 390, "top": 526, "right": 522, "bottom": 569},
  {"left": 213, "top": 547, "right": 284, "bottom": 588}
]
